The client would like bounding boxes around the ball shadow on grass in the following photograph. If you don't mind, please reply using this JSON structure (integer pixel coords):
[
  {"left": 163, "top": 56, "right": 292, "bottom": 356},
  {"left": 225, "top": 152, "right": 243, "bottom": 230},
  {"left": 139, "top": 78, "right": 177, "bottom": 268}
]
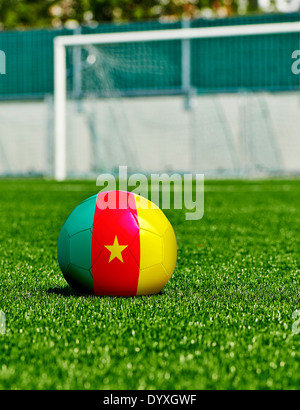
[
  {"left": 47, "top": 286, "right": 89, "bottom": 297},
  {"left": 47, "top": 286, "right": 165, "bottom": 298}
]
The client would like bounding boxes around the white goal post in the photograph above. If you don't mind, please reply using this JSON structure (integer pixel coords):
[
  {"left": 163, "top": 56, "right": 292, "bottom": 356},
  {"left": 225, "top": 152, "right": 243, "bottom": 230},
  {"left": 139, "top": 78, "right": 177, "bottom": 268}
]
[{"left": 54, "top": 22, "right": 300, "bottom": 181}]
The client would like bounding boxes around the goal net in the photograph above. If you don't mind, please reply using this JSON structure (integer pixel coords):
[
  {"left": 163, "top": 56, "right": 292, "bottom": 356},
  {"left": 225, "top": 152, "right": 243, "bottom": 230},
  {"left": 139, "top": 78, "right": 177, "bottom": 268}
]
[{"left": 54, "top": 22, "right": 300, "bottom": 180}]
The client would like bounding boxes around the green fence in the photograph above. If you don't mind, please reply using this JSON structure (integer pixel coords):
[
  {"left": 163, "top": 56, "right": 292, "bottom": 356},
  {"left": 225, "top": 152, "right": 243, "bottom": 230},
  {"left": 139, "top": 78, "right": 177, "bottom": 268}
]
[{"left": 0, "top": 13, "right": 299, "bottom": 100}]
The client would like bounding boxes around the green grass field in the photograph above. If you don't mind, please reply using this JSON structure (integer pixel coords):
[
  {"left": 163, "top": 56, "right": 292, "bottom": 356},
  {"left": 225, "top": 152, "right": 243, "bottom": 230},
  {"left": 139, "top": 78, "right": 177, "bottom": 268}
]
[{"left": 0, "top": 179, "right": 299, "bottom": 390}]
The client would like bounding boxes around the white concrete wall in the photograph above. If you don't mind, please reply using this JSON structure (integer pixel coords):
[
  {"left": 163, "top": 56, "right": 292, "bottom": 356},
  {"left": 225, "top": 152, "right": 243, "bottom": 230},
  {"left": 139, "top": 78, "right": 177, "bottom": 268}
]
[{"left": 0, "top": 91, "right": 299, "bottom": 177}]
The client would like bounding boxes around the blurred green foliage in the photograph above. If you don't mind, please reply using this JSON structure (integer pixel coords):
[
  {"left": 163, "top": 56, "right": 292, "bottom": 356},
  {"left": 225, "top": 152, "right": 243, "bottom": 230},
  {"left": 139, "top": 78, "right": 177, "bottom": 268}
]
[{"left": 0, "top": 0, "right": 262, "bottom": 30}]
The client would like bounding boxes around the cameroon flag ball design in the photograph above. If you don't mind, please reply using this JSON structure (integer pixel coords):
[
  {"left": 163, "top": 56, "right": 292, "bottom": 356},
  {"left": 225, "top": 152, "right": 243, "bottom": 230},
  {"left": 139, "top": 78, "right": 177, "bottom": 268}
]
[{"left": 57, "top": 191, "right": 177, "bottom": 296}]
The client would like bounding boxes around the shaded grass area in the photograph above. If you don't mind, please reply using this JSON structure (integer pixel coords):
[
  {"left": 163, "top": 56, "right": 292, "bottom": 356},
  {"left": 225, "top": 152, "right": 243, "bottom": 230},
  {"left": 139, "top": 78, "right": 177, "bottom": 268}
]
[{"left": 0, "top": 179, "right": 299, "bottom": 389}]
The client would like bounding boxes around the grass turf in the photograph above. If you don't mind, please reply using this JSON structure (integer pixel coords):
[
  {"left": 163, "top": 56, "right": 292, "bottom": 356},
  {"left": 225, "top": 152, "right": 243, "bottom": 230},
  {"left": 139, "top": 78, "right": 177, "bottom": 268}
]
[{"left": 0, "top": 179, "right": 299, "bottom": 390}]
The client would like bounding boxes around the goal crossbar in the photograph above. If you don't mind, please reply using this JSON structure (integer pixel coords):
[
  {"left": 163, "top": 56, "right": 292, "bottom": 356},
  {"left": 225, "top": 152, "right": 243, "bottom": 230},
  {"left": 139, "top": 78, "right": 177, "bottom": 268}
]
[
  {"left": 55, "top": 22, "right": 300, "bottom": 47},
  {"left": 54, "top": 22, "right": 300, "bottom": 180}
]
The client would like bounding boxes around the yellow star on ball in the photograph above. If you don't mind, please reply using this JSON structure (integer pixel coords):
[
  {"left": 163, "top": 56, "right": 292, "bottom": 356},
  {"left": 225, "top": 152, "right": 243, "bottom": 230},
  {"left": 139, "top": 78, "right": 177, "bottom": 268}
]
[{"left": 105, "top": 236, "right": 128, "bottom": 263}]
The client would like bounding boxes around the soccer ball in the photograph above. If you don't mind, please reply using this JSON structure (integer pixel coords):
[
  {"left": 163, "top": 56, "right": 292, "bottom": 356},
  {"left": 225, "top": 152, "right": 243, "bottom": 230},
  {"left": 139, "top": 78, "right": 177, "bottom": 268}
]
[{"left": 57, "top": 190, "right": 177, "bottom": 296}]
